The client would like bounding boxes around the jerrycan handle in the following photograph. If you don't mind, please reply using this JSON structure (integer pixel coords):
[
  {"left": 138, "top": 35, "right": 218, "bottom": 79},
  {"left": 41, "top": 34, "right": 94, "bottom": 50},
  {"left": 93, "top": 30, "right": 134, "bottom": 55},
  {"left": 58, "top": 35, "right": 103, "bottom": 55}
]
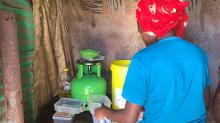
[{"left": 77, "top": 64, "right": 84, "bottom": 79}]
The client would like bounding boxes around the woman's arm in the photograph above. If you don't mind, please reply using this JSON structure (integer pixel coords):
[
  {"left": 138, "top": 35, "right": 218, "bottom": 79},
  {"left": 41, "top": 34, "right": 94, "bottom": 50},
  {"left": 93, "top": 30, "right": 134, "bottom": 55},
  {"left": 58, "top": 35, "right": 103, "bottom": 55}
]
[
  {"left": 95, "top": 101, "right": 142, "bottom": 123},
  {"left": 204, "top": 86, "right": 211, "bottom": 109}
]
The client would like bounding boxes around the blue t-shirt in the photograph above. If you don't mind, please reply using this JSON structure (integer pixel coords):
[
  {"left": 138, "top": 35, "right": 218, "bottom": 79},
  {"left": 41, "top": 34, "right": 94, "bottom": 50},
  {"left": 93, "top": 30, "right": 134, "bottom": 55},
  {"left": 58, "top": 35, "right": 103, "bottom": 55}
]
[{"left": 122, "top": 36, "right": 211, "bottom": 123}]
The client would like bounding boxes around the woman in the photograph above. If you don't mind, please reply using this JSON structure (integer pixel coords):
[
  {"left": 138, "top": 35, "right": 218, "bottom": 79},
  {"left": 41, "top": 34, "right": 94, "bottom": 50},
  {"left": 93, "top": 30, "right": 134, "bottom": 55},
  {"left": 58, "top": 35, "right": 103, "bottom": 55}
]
[{"left": 95, "top": 0, "right": 211, "bottom": 123}]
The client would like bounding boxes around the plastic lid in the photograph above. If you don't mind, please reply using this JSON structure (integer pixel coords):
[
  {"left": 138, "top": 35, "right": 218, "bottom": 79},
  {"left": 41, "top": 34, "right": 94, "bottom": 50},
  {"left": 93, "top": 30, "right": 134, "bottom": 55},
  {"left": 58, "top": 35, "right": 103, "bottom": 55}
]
[
  {"left": 54, "top": 98, "right": 85, "bottom": 115},
  {"left": 88, "top": 95, "right": 112, "bottom": 114},
  {"left": 64, "top": 68, "right": 69, "bottom": 72}
]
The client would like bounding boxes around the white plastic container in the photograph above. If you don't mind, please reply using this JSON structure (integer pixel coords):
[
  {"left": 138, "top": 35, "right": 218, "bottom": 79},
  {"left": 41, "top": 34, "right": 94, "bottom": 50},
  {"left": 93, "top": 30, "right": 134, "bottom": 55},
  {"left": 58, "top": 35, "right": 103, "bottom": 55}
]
[
  {"left": 54, "top": 98, "right": 84, "bottom": 114},
  {"left": 88, "top": 95, "right": 111, "bottom": 114},
  {"left": 88, "top": 95, "right": 111, "bottom": 107},
  {"left": 88, "top": 95, "right": 112, "bottom": 123},
  {"left": 53, "top": 112, "right": 74, "bottom": 123}
]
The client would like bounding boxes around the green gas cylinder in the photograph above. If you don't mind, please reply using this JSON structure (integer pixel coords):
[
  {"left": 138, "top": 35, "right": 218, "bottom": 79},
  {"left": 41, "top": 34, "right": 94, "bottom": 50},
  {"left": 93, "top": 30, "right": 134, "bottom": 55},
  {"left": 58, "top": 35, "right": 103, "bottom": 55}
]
[{"left": 71, "top": 59, "right": 106, "bottom": 103}]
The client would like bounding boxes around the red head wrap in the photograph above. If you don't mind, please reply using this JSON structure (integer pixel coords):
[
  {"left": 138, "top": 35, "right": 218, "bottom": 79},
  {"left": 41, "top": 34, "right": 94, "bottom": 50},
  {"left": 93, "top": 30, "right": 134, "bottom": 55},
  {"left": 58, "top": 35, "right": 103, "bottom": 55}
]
[{"left": 136, "top": 0, "right": 190, "bottom": 38}]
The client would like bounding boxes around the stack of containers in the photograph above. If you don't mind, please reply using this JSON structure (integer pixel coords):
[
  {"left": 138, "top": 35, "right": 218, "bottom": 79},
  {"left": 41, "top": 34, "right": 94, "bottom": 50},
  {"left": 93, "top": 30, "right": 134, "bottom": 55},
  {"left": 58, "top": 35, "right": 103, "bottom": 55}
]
[
  {"left": 0, "top": 1, "right": 36, "bottom": 122},
  {"left": 53, "top": 96, "right": 112, "bottom": 123},
  {"left": 53, "top": 98, "right": 85, "bottom": 123}
]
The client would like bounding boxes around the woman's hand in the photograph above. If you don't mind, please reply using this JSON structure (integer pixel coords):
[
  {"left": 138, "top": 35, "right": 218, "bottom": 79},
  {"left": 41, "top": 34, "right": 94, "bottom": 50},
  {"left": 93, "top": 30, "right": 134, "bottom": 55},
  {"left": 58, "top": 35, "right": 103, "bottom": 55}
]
[
  {"left": 94, "top": 106, "right": 107, "bottom": 120},
  {"left": 94, "top": 101, "right": 142, "bottom": 123}
]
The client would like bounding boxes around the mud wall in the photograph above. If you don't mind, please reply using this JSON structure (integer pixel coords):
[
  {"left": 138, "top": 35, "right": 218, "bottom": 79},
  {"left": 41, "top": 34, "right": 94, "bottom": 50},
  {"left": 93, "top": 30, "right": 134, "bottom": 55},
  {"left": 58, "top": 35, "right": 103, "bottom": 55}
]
[{"left": 62, "top": 0, "right": 220, "bottom": 95}]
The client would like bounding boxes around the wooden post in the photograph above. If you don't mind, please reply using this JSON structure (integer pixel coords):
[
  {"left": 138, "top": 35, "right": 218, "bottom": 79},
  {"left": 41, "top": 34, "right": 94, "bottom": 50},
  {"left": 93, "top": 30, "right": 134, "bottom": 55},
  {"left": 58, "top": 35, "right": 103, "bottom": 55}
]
[{"left": 0, "top": 11, "right": 24, "bottom": 123}]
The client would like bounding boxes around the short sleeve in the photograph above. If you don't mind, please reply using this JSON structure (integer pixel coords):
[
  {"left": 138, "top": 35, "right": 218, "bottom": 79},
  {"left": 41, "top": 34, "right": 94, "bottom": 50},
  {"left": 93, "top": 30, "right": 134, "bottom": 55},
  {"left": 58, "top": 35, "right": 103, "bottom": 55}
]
[{"left": 122, "top": 58, "right": 148, "bottom": 106}]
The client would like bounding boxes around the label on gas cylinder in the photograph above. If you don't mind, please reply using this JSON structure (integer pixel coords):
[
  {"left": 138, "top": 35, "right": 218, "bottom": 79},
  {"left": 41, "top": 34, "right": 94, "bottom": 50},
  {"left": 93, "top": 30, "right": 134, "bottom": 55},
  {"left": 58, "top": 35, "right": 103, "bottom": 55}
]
[{"left": 115, "top": 88, "right": 126, "bottom": 109}]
